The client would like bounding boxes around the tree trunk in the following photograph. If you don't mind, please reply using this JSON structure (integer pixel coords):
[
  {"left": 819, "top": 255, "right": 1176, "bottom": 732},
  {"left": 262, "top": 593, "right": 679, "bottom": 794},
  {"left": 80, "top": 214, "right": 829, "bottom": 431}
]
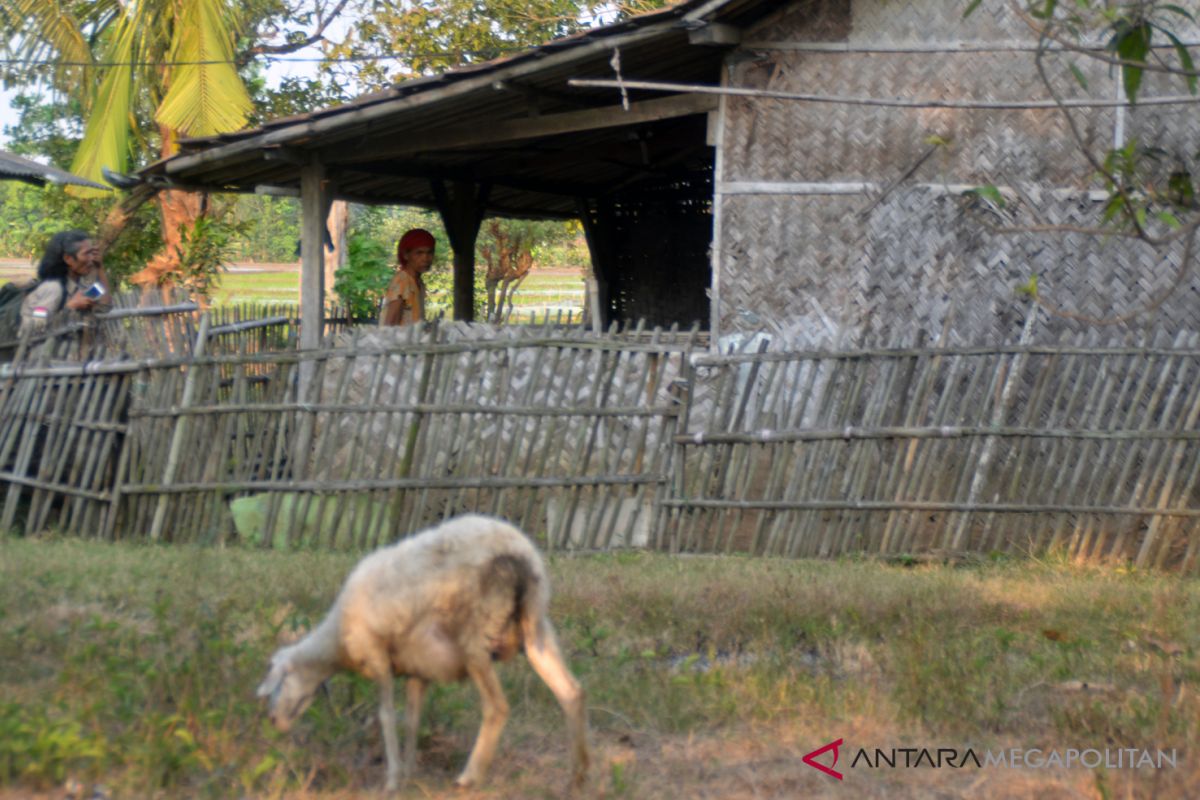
[
  {"left": 324, "top": 200, "right": 348, "bottom": 306},
  {"left": 129, "top": 126, "right": 204, "bottom": 302}
]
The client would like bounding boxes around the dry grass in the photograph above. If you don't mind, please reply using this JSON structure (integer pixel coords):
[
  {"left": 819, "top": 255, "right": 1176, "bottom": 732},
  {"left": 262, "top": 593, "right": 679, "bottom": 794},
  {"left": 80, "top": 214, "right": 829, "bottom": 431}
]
[{"left": 1, "top": 538, "right": 1198, "bottom": 799}]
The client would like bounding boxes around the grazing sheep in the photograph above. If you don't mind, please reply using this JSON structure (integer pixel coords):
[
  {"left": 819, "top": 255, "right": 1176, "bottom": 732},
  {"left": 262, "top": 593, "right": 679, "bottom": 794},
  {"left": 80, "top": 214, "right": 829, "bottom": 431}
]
[{"left": 255, "top": 514, "right": 588, "bottom": 792}]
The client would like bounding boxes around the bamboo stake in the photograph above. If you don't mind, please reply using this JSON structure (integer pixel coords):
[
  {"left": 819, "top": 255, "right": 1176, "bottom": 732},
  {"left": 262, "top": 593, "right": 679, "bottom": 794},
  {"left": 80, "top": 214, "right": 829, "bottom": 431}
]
[
  {"left": 588, "top": 325, "right": 646, "bottom": 549},
  {"left": 149, "top": 314, "right": 210, "bottom": 542},
  {"left": 894, "top": 352, "right": 978, "bottom": 555},
  {"left": 1025, "top": 344, "right": 1104, "bottom": 557},
  {"left": 1109, "top": 334, "right": 1190, "bottom": 558},
  {"left": 1020, "top": 348, "right": 1114, "bottom": 555},
  {"left": 946, "top": 311, "right": 1038, "bottom": 551},
  {"left": 402, "top": 338, "right": 447, "bottom": 538},
  {"left": 309, "top": 331, "right": 359, "bottom": 549},
  {"left": 1072, "top": 340, "right": 1164, "bottom": 559},
  {"left": 1140, "top": 339, "right": 1200, "bottom": 568},
  {"left": 26, "top": 373, "right": 82, "bottom": 532},
  {"left": 64, "top": 373, "right": 124, "bottom": 536}
]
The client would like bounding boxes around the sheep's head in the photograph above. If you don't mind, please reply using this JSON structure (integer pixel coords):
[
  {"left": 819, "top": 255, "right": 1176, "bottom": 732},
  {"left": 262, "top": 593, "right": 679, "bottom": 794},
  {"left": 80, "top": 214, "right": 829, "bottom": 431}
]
[{"left": 256, "top": 651, "right": 321, "bottom": 732}]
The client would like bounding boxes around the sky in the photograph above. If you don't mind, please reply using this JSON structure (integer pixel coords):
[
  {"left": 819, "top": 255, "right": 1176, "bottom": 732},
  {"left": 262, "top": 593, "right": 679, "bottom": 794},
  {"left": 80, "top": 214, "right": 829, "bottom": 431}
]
[
  {"left": 0, "top": 39, "right": 332, "bottom": 152},
  {"left": 0, "top": 85, "right": 18, "bottom": 146}
]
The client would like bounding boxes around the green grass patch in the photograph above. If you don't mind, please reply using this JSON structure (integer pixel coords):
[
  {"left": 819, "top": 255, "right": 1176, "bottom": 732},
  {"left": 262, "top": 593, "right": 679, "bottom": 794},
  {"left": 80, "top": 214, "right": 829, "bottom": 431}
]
[
  {"left": 1, "top": 539, "right": 1197, "bottom": 798},
  {"left": 210, "top": 271, "right": 299, "bottom": 306},
  {"left": 210, "top": 268, "right": 585, "bottom": 310}
]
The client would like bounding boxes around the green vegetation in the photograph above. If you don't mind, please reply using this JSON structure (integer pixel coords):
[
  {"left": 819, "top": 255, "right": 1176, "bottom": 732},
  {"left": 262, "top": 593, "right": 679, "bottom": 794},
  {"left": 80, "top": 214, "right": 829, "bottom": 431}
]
[
  {"left": 212, "top": 266, "right": 584, "bottom": 314},
  {"left": 210, "top": 270, "right": 301, "bottom": 306},
  {"left": 1, "top": 537, "right": 1197, "bottom": 798}
]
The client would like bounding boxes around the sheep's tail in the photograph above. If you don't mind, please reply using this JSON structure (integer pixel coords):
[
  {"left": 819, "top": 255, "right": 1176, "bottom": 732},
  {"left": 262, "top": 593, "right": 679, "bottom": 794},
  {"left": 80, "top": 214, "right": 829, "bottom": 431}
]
[
  {"left": 518, "top": 548, "right": 590, "bottom": 788},
  {"left": 514, "top": 548, "right": 551, "bottom": 649}
]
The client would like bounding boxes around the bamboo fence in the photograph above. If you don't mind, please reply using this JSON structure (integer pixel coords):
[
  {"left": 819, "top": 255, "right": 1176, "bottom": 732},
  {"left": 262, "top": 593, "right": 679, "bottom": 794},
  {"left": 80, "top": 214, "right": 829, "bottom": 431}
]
[
  {"left": 1, "top": 318, "right": 1198, "bottom": 570},
  {"left": 664, "top": 334, "right": 1200, "bottom": 571}
]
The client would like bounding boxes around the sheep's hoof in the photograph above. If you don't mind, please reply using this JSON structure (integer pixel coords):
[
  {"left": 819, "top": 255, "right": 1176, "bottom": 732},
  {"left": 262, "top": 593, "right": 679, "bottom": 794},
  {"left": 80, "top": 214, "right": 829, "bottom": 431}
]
[
  {"left": 454, "top": 773, "right": 478, "bottom": 789},
  {"left": 563, "top": 773, "right": 587, "bottom": 797}
]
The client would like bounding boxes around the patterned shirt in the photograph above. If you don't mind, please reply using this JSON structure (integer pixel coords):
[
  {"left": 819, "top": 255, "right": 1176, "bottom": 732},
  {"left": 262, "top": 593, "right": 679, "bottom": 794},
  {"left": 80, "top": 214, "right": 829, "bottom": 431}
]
[{"left": 379, "top": 268, "right": 425, "bottom": 326}]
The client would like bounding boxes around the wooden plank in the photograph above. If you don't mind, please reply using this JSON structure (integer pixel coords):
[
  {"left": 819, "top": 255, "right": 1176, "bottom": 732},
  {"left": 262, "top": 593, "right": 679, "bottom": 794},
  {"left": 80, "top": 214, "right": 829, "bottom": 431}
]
[{"left": 334, "top": 94, "right": 718, "bottom": 163}]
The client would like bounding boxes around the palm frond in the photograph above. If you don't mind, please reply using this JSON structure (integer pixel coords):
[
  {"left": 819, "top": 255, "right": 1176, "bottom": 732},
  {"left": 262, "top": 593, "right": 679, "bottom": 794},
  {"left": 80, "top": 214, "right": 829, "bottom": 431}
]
[
  {"left": 154, "top": 0, "right": 253, "bottom": 137},
  {"left": 0, "top": 0, "right": 93, "bottom": 92},
  {"left": 67, "top": 17, "right": 137, "bottom": 198}
]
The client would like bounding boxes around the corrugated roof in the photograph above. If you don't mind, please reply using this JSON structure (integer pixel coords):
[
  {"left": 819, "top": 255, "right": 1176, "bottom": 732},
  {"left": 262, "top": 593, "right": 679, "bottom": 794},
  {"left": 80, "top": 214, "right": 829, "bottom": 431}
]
[
  {"left": 143, "top": 0, "right": 773, "bottom": 217},
  {"left": 0, "top": 150, "right": 110, "bottom": 190}
]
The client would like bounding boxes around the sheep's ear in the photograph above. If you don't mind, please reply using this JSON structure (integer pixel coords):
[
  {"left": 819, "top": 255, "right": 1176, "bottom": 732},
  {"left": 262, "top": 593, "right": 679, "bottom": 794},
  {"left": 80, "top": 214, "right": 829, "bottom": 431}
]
[{"left": 256, "top": 661, "right": 286, "bottom": 698}]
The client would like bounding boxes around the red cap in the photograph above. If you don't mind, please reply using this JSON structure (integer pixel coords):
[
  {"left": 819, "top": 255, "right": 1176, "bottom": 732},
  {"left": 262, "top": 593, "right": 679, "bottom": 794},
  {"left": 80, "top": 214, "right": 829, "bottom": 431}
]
[{"left": 397, "top": 229, "right": 436, "bottom": 264}]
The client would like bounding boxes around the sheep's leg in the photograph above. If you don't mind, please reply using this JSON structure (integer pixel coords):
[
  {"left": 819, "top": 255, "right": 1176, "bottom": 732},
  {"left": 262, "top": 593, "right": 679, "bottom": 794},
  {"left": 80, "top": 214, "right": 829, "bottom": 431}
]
[
  {"left": 524, "top": 617, "right": 589, "bottom": 789},
  {"left": 376, "top": 670, "right": 402, "bottom": 792},
  {"left": 403, "top": 677, "right": 425, "bottom": 779},
  {"left": 455, "top": 659, "right": 509, "bottom": 787}
]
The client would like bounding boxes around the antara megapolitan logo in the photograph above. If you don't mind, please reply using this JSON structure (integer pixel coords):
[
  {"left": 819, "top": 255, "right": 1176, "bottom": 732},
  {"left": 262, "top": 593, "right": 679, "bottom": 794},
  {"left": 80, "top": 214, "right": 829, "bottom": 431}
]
[{"left": 801, "top": 738, "right": 1179, "bottom": 781}]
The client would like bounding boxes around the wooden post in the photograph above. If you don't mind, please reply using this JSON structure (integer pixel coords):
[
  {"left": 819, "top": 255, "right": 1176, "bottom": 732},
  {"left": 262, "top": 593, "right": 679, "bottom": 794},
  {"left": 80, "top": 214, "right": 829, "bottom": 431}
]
[
  {"left": 431, "top": 179, "right": 491, "bottom": 321},
  {"left": 299, "top": 160, "right": 329, "bottom": 353},
  {"left": 293, "top": 160, "right": 330, "bottom": 478},
  {"left": 576, "top": 196, "right": 612, "bottom": 332}
]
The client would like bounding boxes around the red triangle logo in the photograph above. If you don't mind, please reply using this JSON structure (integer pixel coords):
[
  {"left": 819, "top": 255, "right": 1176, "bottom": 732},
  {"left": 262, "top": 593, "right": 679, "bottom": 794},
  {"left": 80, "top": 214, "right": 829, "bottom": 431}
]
[{"left": 802, "top": 738, "right": 844, "bottom": 780}]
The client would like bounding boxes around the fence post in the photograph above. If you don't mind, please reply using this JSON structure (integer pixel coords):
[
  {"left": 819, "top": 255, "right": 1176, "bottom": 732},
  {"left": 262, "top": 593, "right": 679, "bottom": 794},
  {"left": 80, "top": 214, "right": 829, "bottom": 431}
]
[
  {"left": 660, "top": 349, "right": 695, "bottom": 553},
  {"left": 149, "top": 313, "right": 209, "bottom": 542}
]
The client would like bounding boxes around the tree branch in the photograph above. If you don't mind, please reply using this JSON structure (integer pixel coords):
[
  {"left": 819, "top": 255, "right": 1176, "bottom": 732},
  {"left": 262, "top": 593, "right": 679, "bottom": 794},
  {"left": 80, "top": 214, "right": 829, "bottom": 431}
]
[
  {"left": 1013, "top": 3, "right": 1200, "bottom": 82},
  {"left": 239, "top": 0, "right": 353, "bottom": 60}
]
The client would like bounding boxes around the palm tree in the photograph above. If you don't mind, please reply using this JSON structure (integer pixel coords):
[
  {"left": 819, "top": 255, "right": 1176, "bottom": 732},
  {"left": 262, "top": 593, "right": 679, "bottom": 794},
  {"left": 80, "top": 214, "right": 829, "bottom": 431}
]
[{"left": 0, "top": 0, "right": 254, "bottom": 283}]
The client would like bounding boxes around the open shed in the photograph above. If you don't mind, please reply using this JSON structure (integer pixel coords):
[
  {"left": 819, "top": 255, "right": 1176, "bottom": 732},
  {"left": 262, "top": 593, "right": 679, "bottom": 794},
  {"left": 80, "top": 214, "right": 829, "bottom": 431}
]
[
  {"left": 145, "top": 0, "right": 1200, "bottom": 350},
  {"left": 142, "top": 0, "right": 780, "bottom": 346}
]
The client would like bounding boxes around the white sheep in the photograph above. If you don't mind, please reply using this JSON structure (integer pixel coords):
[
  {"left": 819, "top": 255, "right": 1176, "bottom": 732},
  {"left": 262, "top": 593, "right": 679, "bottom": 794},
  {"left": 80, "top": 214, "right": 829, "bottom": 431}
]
[{"left": 255, "top": 514, "right": 589, "bottom": 792}]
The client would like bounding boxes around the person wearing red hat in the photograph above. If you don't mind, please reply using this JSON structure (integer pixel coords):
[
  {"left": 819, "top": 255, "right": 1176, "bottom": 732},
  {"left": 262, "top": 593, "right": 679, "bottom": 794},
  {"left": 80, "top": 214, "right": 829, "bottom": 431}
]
[{"left": 380, "top": 228, "right": 436, "bottom": 326}]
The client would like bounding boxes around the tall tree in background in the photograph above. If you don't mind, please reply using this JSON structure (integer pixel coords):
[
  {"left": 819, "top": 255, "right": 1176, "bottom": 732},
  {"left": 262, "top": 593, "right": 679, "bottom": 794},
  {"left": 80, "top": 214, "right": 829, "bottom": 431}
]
[
  {"left": 0, "top": 0, "right": 351, "bottom": 288},
  {"left": 325, "top": 0, "right": 669, "bottom": 89},
  {"left": 0, "top": 0, "right": 254, "bottom": 286}
]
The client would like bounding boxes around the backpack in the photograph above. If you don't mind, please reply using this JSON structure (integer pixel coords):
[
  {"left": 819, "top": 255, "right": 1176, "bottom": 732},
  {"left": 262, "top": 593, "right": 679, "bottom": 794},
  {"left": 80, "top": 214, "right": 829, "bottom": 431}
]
[{"left": 0, "top": 279, "right": 39, "bottom": 343}]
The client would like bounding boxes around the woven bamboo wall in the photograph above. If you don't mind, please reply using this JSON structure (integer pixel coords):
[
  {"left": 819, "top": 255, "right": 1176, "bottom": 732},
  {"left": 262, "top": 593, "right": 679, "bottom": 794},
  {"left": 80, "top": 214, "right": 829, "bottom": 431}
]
[{"left": 714, "top": 0, "right": 1200, "bottom": 346}]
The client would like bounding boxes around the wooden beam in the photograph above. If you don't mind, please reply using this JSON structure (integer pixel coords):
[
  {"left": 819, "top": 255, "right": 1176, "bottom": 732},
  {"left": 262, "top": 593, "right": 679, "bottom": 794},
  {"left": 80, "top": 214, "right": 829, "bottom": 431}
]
[
  {"left": 688, "top": 23, "right": 741, "bottom": 46},
  {"left": 262, "top": 145, "right": 308, "bottom": 164},
  {"left": 490, "top": 79, "right": 593, "bottom": 110},
  {"left": 326, "top": 93, "right": 718, "bottom": 164},
  {"left": 431, "top": 180, "right": 491, "bottom": 322},
  {"left": 326, "top": 159, "right": 608, "bottom": 198}
]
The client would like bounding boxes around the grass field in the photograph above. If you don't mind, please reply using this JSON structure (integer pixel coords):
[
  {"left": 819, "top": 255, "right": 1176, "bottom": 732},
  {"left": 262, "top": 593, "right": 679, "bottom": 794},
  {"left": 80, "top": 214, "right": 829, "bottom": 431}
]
[
  {"left": 2, "top": 536, "right": 1197, "bottom": 799},
  {"left": 210, "top": 267, "right": 585, "bottom": 313}
]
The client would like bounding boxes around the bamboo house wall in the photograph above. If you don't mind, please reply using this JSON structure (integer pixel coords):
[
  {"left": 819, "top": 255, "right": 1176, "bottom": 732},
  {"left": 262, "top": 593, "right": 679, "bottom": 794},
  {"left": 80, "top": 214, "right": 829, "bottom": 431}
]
[{"left": 711, "top": 0, "right": 1200, "bottom": 348}]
